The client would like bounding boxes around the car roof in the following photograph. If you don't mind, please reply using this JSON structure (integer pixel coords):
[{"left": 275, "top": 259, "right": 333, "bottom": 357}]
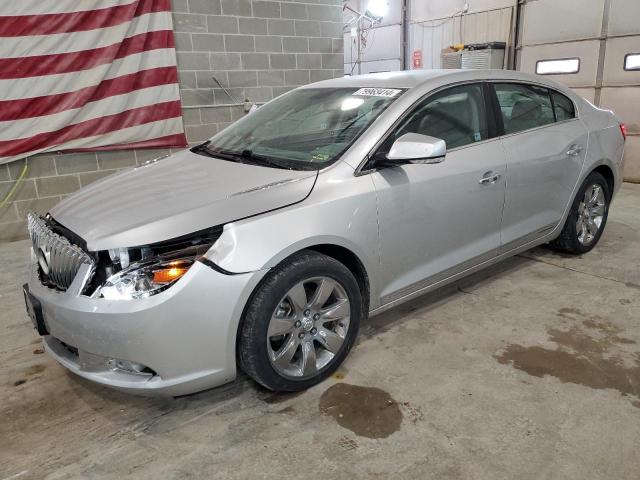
[{"left": 302, "top": 69, "right": 570, "bottom": 93}]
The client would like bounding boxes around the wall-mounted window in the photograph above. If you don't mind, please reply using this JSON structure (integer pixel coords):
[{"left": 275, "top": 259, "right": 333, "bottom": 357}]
[
  {"left": 624, "top": 53, "right": 640, "bottom": 71},
  {"left": 536, "top": 58, "right": 580, "bottom": 75}
]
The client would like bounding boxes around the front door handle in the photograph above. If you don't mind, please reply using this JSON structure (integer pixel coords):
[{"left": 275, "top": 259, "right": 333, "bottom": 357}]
[
  {"left": 479, "top": 171, "right": 502, "bottom": 185},
  {"left": 566, "top": 144, "right": 582, "bottom": 156}
]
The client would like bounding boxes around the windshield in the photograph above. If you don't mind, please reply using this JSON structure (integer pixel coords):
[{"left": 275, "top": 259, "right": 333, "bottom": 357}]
[{"left": 193, "top": 87, "right": 403, "bottom": 170}]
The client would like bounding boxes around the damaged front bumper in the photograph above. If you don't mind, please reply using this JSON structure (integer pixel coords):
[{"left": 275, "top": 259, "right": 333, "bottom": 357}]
[{"left": 27, "top": 255, "right": 267, "bottom": 396}]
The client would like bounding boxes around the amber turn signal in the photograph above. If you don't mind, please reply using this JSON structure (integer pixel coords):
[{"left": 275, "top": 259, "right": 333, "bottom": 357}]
[{"left": 152, "top": 265, "right": 189, "bottom": 284}]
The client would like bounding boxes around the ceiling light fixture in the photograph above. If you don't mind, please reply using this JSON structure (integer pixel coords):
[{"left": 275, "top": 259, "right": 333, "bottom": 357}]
[{"left": 366, "top": 0, "right": 388, "bottom": 20}]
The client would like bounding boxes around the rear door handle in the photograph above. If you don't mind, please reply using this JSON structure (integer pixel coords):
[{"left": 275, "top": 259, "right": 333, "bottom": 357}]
[
  {"left": 479, "top": 171, "right": 501, "bottom": 185},
  {"left": 566, "top": 144, "right": 582, "bottom": 156}
]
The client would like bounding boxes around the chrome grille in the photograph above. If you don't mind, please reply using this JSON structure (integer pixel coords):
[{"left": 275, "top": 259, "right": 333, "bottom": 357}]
[{"left": 27, "top": 213, "right": 95, "bottom": 291}]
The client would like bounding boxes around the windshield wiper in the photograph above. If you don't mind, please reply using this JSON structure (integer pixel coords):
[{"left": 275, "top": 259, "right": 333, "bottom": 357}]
[
  {"left": 194, "top": 142, "right": 291, "bottom": 170},
  {"left": 191, "top": 141, "right": 215, "bottom": 157},
  {"left": 192, "top": 142, "right": 251, "bottom": 164},
  {"left": 237, "top": 149, "right": 291, "bottom": 170}
]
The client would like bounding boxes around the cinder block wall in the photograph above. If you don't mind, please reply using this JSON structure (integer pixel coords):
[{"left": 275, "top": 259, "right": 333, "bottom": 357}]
[{"left": 0, "top": 0, "right": 344, "bottom": 243}]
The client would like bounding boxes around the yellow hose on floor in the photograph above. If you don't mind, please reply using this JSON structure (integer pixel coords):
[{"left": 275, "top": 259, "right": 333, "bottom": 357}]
[{"left": 0, "top": 163, "right": 29, "bottom": 210}]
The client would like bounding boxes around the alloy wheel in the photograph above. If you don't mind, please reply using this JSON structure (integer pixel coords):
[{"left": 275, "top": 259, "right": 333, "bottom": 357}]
[
  {"left": 576, "top": 183, "right": 606, "bottom": 246},
  {"left": 267, "top": 276, "right": 351, "bottom": 379}
]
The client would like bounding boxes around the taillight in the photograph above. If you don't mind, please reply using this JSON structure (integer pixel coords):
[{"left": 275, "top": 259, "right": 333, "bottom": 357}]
[{"left": 620, "top": 123, "right": 627, "bottom": 141}]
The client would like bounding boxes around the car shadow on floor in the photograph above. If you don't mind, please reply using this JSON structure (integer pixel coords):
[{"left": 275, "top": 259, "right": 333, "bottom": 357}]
[{"left": 361, "top": 253, "right": 533, "bottom": 340}]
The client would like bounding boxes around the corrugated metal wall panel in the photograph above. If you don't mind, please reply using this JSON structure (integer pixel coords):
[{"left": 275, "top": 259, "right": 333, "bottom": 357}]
[
  {"left": 360, "top": 59, "right": 403, "bottom": 73},
  {"left": 361, "top": 24, "right": 403, "bottom": 63},
  {"left": 462, "top": 8, "right": 514, "bottom": 44},
  {"left": 410, "top": 7, "right": 513, "bottom": 69},
  {"left": 410, "top": 0, "right": 515, "bottom": 20},
  {"left": 410, "top": 18, "right": 457, "bottom": 69}
]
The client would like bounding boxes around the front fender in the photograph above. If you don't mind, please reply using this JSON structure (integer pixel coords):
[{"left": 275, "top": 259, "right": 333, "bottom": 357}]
[{"left": 203, "top": 169, "right": 383, "bottom": 308}]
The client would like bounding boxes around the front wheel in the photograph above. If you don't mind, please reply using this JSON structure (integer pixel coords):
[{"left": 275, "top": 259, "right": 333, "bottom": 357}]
[
  {"left": 549, "top": 171, "right": 610, "bottom": 254},
  {"left": 238, "top": 251, "right": 362, "bottom": 392}
]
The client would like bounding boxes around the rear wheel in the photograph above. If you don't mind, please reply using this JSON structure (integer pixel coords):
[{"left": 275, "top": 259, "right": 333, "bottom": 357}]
[
  {"left": 549, "top": 171, "right": 610, "bottom": 254},
  {"left": 239, "top": 251, "right": 362, "bottom": 392}
]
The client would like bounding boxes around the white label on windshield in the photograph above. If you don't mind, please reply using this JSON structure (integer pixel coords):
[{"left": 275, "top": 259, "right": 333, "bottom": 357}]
[{"left": 353, "top": 88, "right": 402, "bottom": 97}]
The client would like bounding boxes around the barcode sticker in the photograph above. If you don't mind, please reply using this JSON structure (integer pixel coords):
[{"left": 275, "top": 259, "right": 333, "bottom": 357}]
[{"left": 353, "top": 88, "right": 402, "bottom": 98}]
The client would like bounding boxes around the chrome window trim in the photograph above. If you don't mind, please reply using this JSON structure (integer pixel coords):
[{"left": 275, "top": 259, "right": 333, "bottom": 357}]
[
  {"left": 355, "top": 79, "right": 490, "bottom": 176},
  {"left": 490, "top": 81, "right": 580, "bottom": 137},
  {"left": 496, "top": 117, "right": 580, "bottom": 140},
  {"left": 354, "top": 79, "right": 581, "bottom": 176},
  {"left": 487, "top": 79, "right": 580, "bottom": 117}
]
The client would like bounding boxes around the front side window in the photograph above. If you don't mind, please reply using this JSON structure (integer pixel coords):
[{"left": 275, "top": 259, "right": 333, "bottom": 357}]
[
  {"left": 494, "top": 83, "right": 555, "bottom": 134},
  {"left": 194, "top": 87, "right": 402, "bottom": 170},
  {"left": 551, "top": 91, "right": 575, "bottom": 121},
  {"left": 384, "top": 83, "right": 489, "bottom": 151}
]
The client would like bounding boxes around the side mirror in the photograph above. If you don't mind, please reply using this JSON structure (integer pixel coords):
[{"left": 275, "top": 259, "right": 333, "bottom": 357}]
[{"left": 382, "top": 133, "right": 446, "bottom": 166}]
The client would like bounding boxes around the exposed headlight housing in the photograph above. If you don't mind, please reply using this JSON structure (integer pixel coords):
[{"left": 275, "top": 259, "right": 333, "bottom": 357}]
[
  {"left": 85, "top": 225, "right": 224, "bottom": 299},
  {"left": 96, "top": 258, "right": 194, "bottom": 300}
]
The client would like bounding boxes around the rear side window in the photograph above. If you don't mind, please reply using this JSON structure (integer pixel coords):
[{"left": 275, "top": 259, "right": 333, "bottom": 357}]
[
  {"left": 551, "top": 91, "right": 575, "bottom": 121},
  {"left": 494, "top": 83, "right": 555, "bottom": 134},
  {"left": 390, "top": 83, "right": 488, "bottom": 149}
]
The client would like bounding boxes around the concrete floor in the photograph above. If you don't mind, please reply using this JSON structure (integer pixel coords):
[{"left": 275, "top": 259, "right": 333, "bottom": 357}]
[{"left": 2, "top": 183, "right": 639, "bottom": 480}]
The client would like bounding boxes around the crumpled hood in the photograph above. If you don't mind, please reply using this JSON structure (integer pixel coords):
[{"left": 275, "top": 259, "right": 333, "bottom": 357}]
[{"left": 50, "top": 149, "right": 317, "bottom": 251}]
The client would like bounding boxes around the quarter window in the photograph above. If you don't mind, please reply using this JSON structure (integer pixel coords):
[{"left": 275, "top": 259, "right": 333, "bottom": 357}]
[
  {"left": 494, "top": 83, "right": 555, "bottom": 134},
  {"left": 551, "top": 91, "right": 575, "bottom": 121},
  {"left": 388, "top": 83, "right": 489, "bottom": 150},
  {"left": 536, "top": 58, "right": 580, "bottom": 75}
]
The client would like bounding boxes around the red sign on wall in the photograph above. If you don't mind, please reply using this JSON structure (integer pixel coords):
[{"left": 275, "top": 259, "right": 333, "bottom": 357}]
[{"left": 412, "top": 50, "right": 422, "bottom": 69}]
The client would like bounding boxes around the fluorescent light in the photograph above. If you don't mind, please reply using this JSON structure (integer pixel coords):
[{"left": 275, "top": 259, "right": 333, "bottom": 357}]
[
  {"left": 536, "top": 58, "right": 580, "bottom": 75},
  {"left": 624, "top": 53, "right": 640, "bottom": 71},
  {"left": 367, "top": 0, "right": 388, "bottom": 18}
]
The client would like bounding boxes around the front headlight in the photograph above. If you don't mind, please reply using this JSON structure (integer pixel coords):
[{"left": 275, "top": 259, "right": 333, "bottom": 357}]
[{"left": 95, "top": 258, "right": 194, "bottom": 300}]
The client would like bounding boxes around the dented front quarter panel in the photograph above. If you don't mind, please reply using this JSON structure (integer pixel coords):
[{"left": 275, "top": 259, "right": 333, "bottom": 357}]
[{"left": 204, "top": 161, "right": 383, "bottom": 309}]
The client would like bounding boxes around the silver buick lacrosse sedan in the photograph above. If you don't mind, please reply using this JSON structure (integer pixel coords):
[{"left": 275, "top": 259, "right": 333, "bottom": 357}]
[{"left": 24, "top": 69, "right": 626, "bottom": 396}]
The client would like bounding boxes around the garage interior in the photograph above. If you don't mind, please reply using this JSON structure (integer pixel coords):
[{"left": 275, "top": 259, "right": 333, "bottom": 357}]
[{"left": 1, "top": 1, "right": 639, "bottom": 479}]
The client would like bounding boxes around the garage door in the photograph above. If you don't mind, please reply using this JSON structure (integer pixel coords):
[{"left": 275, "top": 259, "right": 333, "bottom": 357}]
[{"left": 517, "top": 0, "right": 640, "bottom": 181}]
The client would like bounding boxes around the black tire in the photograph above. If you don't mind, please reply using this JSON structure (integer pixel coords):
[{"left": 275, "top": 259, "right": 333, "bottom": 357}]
[
  {"left": 549, "top": 171, "right": 611, "bottom": 254},
  {"left": 238, "top": 250, "right": 362, "bottom": 392}
]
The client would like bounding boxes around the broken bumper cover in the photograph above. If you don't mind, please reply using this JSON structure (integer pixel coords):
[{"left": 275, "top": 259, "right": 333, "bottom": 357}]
[{"left": 27, "top": 259, "right": 266, "bottom": 396}]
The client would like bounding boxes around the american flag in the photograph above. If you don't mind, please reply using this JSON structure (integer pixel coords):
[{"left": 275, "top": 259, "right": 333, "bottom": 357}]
[{"left": 0, "top": 0, "right": 187, "bottom": 165}]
